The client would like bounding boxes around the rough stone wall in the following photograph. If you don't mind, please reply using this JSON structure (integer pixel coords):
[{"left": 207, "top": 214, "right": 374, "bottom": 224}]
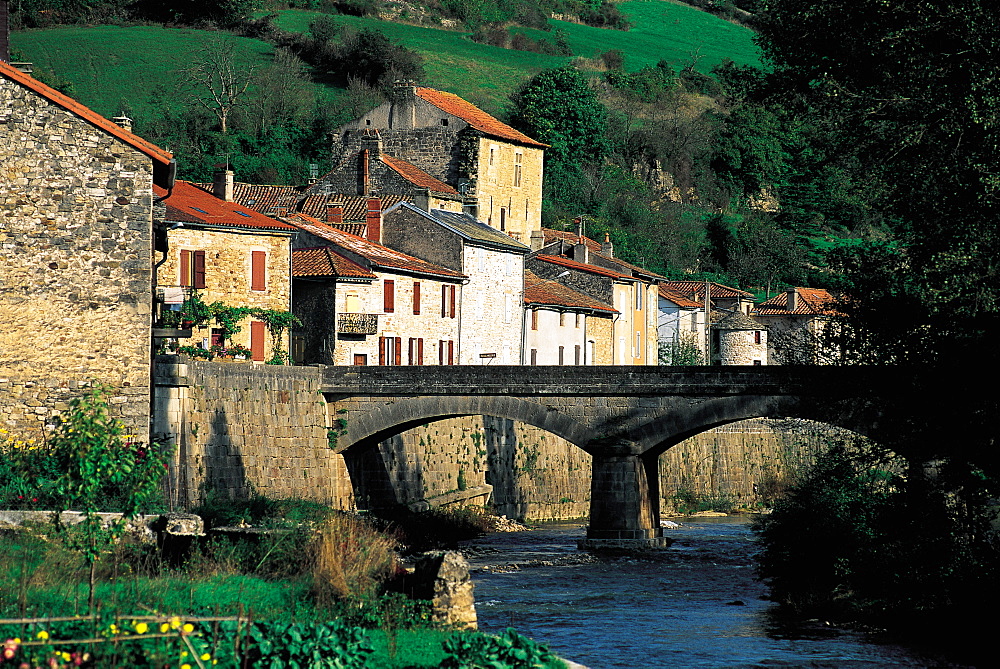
[
  {"left": 0, "top": 76, "right": 154, "bottom": 439},
  {"left": 161, "top": 227, "right": 292, "bottom": 352},
  {"left": 154, "top": 357, "right": 353, "bottom": 509},
  {"left": 332, "top": 129, "right": 462, "bottom": 187},
  {"left": 715, "top": 329, "right": 768, "bottom": 365},
  {"left": 383, "top": 206, "right": 465, "bottom": 272},
  {"left": 475, "top": 139, "right": 543, "bottom": 242},
  {"left": 587, "top": 314, "right": 614, "bottom": 365}
]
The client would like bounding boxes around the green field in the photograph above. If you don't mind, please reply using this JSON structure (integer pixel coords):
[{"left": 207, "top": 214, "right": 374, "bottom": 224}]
[{"left": 11, "top": 0, "right": 759, "bottom": 118}]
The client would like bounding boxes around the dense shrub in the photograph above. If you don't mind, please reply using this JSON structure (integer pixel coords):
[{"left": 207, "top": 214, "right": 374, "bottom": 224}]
[{"left": 441, "top": 628, "right": 563, "bottom": 668}]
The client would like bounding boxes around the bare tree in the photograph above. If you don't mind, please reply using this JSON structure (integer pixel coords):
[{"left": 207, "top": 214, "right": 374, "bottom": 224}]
[{"left": 187, "top": 38, "right": 255, "bottom": 134}]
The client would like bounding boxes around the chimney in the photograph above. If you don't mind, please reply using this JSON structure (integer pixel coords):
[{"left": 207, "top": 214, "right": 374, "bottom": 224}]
[
  {"left": 213, "top": 169, "right": 234, "bottom": 202},
  {"left": 572, "top": 242, "right": 589, "bottom": 265},
  {"left": 365, "top": 197, "right": 382, "bottom": 243},
  {"left": 786, "top": 288, "right": 798, "bottom": 312},
  {"left": 111, "top": 115, "right": 133, "bottom": 133},
  {"left": 326, "top": 202, "right": 344, "bottom": 225},
  {"left": 601, "top": 231, "right": 614, "bottom": 257},
  {"left": 574, "top": 216, "right": 583, "bottom": 241},
  {"left": 360, "top": 129, "right": 382, "bottom": 159},
  {"left": 1, "top": 1, "right": 9, "bottom": 63},
  {"left": 391, "top": 80, "right": 417, "bottom": 130},
  {"left": 530, "top": 229, "right": 545, "bottom": 252}
]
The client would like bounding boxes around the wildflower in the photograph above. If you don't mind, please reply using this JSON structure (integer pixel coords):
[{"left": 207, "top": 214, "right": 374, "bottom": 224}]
[
  {"left": 160, "top": 623, "right": 170, "bottom": 633},
  {"left": 36, "top": 630, "right": 49, "bottom": 641},
  {"left": 134, "top": 622, "right": 148, "bottom": 634},
  {"left": 169, "top": 616, "right": 181, "bottom": 630},
  {"left": 182, "top": 623, "right": 194, "bottom": 634},
  {"left": 181, "top": 664, "right": 191, "bottom": 669},
  {"left": 200, "top": 653, "right": 211, "bottom": 661},
  {"left": 60, "top": 652, "right": 71, "bottom": 662}
]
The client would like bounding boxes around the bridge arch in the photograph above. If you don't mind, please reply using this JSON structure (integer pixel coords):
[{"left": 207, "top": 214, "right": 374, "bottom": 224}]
[{"left": 331, "top": 395, "right": 593, "bottom": 455}]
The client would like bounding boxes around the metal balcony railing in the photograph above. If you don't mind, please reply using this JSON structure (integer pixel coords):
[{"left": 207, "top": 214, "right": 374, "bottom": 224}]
[{"left": 337, "top": 313, "right": 378, "bottom": 335}]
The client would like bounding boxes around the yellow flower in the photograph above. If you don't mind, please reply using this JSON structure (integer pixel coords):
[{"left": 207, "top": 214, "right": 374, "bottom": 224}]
[
  {"left": 181, "top": 665, "right": 191, "bottom": 669},
  {"left": 36, "top": 631, "right": 48, "bottom": 640},
  {"left": 12, "top": 638, "right": 20, "bottom": 645},
  {"left": 60, "top": 652, "right": 71, "bottom": 661},
  {"left": 160, "top": 623, "right": 170, "bottom": 633},
  {"left": 169, "top": 616, "right": 181, "bottom": 630},
  {"left": 134, "top": 622, "right": 148, "bottom": 634},
  {"left": 182, "top": 623, "right": 194, "bottom": 634},
  {"left": 200, "top": 653, "right": 211, "bottom": 661}
]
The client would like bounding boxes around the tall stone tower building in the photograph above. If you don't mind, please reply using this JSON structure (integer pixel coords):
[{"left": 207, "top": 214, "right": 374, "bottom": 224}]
[{"left": 326, "top": 83, "right": 547, "bottom": 243}]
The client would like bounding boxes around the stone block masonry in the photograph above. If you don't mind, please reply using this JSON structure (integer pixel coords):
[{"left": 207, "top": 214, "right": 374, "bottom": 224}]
[{"left": 0, "top": 75, "right": 155, "bottom": 439}]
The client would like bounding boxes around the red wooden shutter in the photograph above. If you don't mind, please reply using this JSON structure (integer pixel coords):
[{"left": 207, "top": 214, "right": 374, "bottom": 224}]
[
  {"left": 531, "top": 310, "right": 538, "bottom": 330},
  {"left": 449, "top": 285, "right": 456, "bottom": 318},
  {"left": 250, "top": 321, "right": 265, "bottom": 361},
  {"left": 417, "top": 338, "right": 424, "bottom": 365},
  {"left": 384, "top": 280, "right": 395, "bottom": 313},
  {"left": 447, "top": 340, "right": 454, "bottom": 365},
  {"left": 180, "top": 250, "right": 191, "bottom": 287},
  {"left": 413, "top": 282, "right": 421, "bottom": 315},
  {"left": 193, "top": 250, "right": 207, "bottom": 289},
  {"left": 251, "top": 251, "right": 266, "bottom": 291},
  {"left": 394, "top": 337, "right": 402, "bottom": 365},
  {"left": 379, "top": 337, "right": 386, "bottom": 365}
]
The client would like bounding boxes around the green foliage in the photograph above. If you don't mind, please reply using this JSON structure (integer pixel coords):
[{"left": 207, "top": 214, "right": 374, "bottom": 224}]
[
  {"left": 441, "top": 628, "right": 564, "bottom": 669},
  {"left": 211, "top": 618, "right": 374, "bottom": 667},
  {"left": 657, "top": 333, "right": 704, "bottom": 366}
]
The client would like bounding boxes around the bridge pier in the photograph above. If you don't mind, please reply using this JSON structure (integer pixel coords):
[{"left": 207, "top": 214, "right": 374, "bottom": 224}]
[{"left": 579, "top": 445, "right": 670, "bottom": 551}]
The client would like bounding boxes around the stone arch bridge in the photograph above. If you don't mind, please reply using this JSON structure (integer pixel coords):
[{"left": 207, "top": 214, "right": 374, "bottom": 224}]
[{"left": 322, "top": 365, "right": 960, "bottom": 549}]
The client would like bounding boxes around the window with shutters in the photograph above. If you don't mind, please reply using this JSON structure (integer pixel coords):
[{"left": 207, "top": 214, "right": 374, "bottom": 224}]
[
  {"left": 514, "top": 151, "right": 522, "bottom": 187},
  {"left": 251, "top": 251, "right": 266, "bottom": 291},
  {"left": 558, "top": 346, "right": 565, "bottom": 365},
  {"left": 531, "top": 309, "right": 538, "bottom": 331},
  {"left": 575, "top": 345, "right": 581, "bottom": 364},
  {"left": 413, "top": 281, "right": 421, "bottom": 315},
  {"left": 530, "top": 349, "right": 537, "bottom": 365},
  {"left": 441, "top": 285, "right": 456, "bottom": 318},
  {"left": 379, "top": 336, "right": 401, "bottom": 365},
  {"left": 179, "top": 250, "right": 206, "bottom": 289},
  {"left": 384, "top": 280, "right": 395, "bottom": 313}
]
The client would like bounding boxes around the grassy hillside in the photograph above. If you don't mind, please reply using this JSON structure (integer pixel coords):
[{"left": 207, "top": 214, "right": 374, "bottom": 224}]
[{"left": 11, "top": 0, "right": 759, "bottom": 118}]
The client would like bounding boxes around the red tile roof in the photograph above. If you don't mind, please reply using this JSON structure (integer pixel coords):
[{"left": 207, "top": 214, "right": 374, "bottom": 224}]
[
  {"left": 155, "top": 181, "right": 297, "bottom": 231},
  {"left": 380, "top": 154, "right": 460, "bottom": 194},
  {"left": 659, "top": 286, "right": 703, "bottom": 308},
  {"left": 415, "top": 87, "right": 548, "bottom": 148},
  {"left": 285, "top": 214, "right": 466, "bottom": 281},
  {"left": 754, "top": 287, "right": 838, "bottom": 316},
  {"left": 0, "top": 60, "right": 172, "bottom": 165},
  {"left": 293, "top": 247, "right": 377, "bottom": 280},
  {"left": 538, "top": 228, "right": 666, "bottom": 281},
  {"left": 300, "top": 194, "right": 406, "bottom": 221},
  {"left": 542, "top": 228, "right": 602, "bottom": 252},
  {"left": 524, "top": 271, "right": 616, "bottom": 314},
  {"left": 660, "top": 281, "right": 754, "bottom": 300},
  {"left": 533, "top": 254, "right": 633, "bottom": 280}
]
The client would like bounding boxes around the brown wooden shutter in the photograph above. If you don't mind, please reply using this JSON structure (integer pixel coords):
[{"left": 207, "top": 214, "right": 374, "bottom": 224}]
[
  {"left": 449, "top": 285, "right": 456, "bottom": 318},
  {"left": 384, "top": 280, "right": 395, "bottom": 313},
  {"left": 439, "top": 340, "right": 444, "bottom": 365},
  {"left": 413, "top": 282, "right": 420, "bottom": 315},
  {"left": 379, "top": 337, "right": 386, "bottom": 365},
  {"left": 193, "top": 250, "right": 207, "bottom": 289},
  {"left": 251, "top": 251, "right": 266, "bottom": 291},
  {"left": 531, "top": 309, "right": 538, "bottom": 330},
  {"left": 447, "top": 340, "right": 454, "bottom": 365},
  {"left": 179, "top": 249, "right": 191, "bottom": 287},
  {"left": 250, "top": 321, "right": 265, "bottom": 361},
  {"left": 394, "top": 337, "right": 402, "bottom": 365},
  {"left": 417, "top": 338, "right": 424, "bottom": 365}
]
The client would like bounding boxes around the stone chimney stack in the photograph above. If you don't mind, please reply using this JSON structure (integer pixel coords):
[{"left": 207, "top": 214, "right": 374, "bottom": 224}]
[
  {"left": 111, "top": 115, "right": 133, "bottom": 133},
  {"left": 786, "top": 288, "right": 798, "bottom": 312},
  {"left": 572, "top": 242, "right": 589, "bottom": 265},
  {"left": 601, "top": 231, "right": 614, "bottom": 257},
  {"left": 365, "top": 197, "right": 382, "bottom": 243},
  {"left": 530, "top": 229, "right": 545, "bottom": 252},
  {"left": 213, "top": 169, "right": 234, "bottom": 202},
  {"left": 327, "top": 202, "right": 344, "bottom": 225},
  {"left": 391, "top": 80, "right": 417, "bottom": 130}
]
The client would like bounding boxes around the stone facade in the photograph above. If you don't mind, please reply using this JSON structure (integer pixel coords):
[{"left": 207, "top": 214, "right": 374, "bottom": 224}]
[
  {"left": 0, "top": 62, "right": 171, "bottom": 439},
  {"left": 475, "top": 137, "right": 544, "bottom": 243}
]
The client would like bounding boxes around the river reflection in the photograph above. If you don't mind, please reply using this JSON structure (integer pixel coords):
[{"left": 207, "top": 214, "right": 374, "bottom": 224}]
[{"left": 461, "top": 517, "right": 967, "bottom": 669}]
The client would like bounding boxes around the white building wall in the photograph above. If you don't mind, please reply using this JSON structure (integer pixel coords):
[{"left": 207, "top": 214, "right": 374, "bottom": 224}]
[
  {"left": 525, "top": 309, "right": 588, "bottom": 365},
  {"left": 458, "top": 245, "right": 524, "bottom": 364}
]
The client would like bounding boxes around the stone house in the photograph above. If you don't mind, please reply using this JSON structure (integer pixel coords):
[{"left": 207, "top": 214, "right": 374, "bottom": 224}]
[
  {"left": 711, "top": 310, "right": 768, "bottom": 365},
  {"left": 0, "top": 59, "right": 174, "bottom": 439},
  {"left": 154, "top": 175, "right": 297, "bottom": 362},
  {"left": 381, "top": 202, "right": 529, "bottom": 364},
  {"left": 753, "top": 287, "right": 839, "bottom": 364},
  {"left": 658, "top": 286, "right": 707, "bottom": 364},
  {"left": 286, "top": 213, "right": 466, "bottom": 366},
  {"left": 523, "top": 271, "right": 617, "bottom": 365},
  {"left": 330, "top": 83, "right": 547, "bottom": 242}
]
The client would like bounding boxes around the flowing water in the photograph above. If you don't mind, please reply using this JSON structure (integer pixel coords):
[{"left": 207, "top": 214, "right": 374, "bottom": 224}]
[{"left": 461, "top": 517, "right": 970, "bottom": 669}]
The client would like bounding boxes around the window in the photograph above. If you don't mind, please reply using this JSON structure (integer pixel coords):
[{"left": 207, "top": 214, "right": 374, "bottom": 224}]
[
  {"left": 408, "top": 338, "right": 424, "bottom": 365},
  {"left": 753, "top": 359, "right": 762, "bottom": 366},
  {"left": 345, "top": 293, "right": 361, "bottom": 313},
  {"left": 438, "top": 340, "right": 455, "bottom": 365},
  {"left": 441, "top": 285, "right": 456, "bottom": 318},
  {"left": 413, "top": 281, "right": 421, "bottom": 315},
  {"left": 558, "top": 346, "right": 565, "bottom": 365},
  {"left": 514, "top": 152, "right": 522, "bottom": 187},
  {"left": 530, "top": 349, "right": 537, "bottom": 365},
  {"left": 559, "top": 312, "right": 565, "bottom": 327},
  {"left": 384, "top": 280, "right": 395, "bottom": 313},
  {"left": 635, "top": 284, "right": 643, "bottom": 311},
  {"left": 179, "top": 250, "right": 206, "bottom": 289},
  {"left": 379, "top": 336, "right": 401, "bottom": 365},
  {"left": 250, "top": 321, "right": 265, "bottom": 361},
  {"left": 575, "top": 313, "right": 582, "bottom": 328},
  {"left": 531, "top": 310, "right": 538, "bottom": 331},
  {"left": 251, "top": 251, "right": 266, "bottom": 291},
  {"left": 499, "top": 208, "right": 506, "bottom": 231},
  {"left": 635, "top": 331, "right": 642, "bottom": 358},
  {"left": 575, "top": 345, "right": 581, "bottom": 365},
  {"left": 754, "top": 330, "right": 761, "bottom": 345}
]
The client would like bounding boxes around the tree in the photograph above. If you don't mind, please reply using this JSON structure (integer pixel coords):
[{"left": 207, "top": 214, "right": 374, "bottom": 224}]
[{"left": 187, "top": 38, "right": 256, "bottom": 134}]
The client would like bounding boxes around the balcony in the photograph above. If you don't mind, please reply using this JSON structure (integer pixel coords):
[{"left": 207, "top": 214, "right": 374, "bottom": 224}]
[{"left": 338, "top": 313, "right": 378, "bottom": 335}]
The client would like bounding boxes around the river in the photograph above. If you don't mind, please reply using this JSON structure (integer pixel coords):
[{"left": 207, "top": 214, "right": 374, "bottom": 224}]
[{"left": 461, "top": 517, "right": 971, "bottom": 668}]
